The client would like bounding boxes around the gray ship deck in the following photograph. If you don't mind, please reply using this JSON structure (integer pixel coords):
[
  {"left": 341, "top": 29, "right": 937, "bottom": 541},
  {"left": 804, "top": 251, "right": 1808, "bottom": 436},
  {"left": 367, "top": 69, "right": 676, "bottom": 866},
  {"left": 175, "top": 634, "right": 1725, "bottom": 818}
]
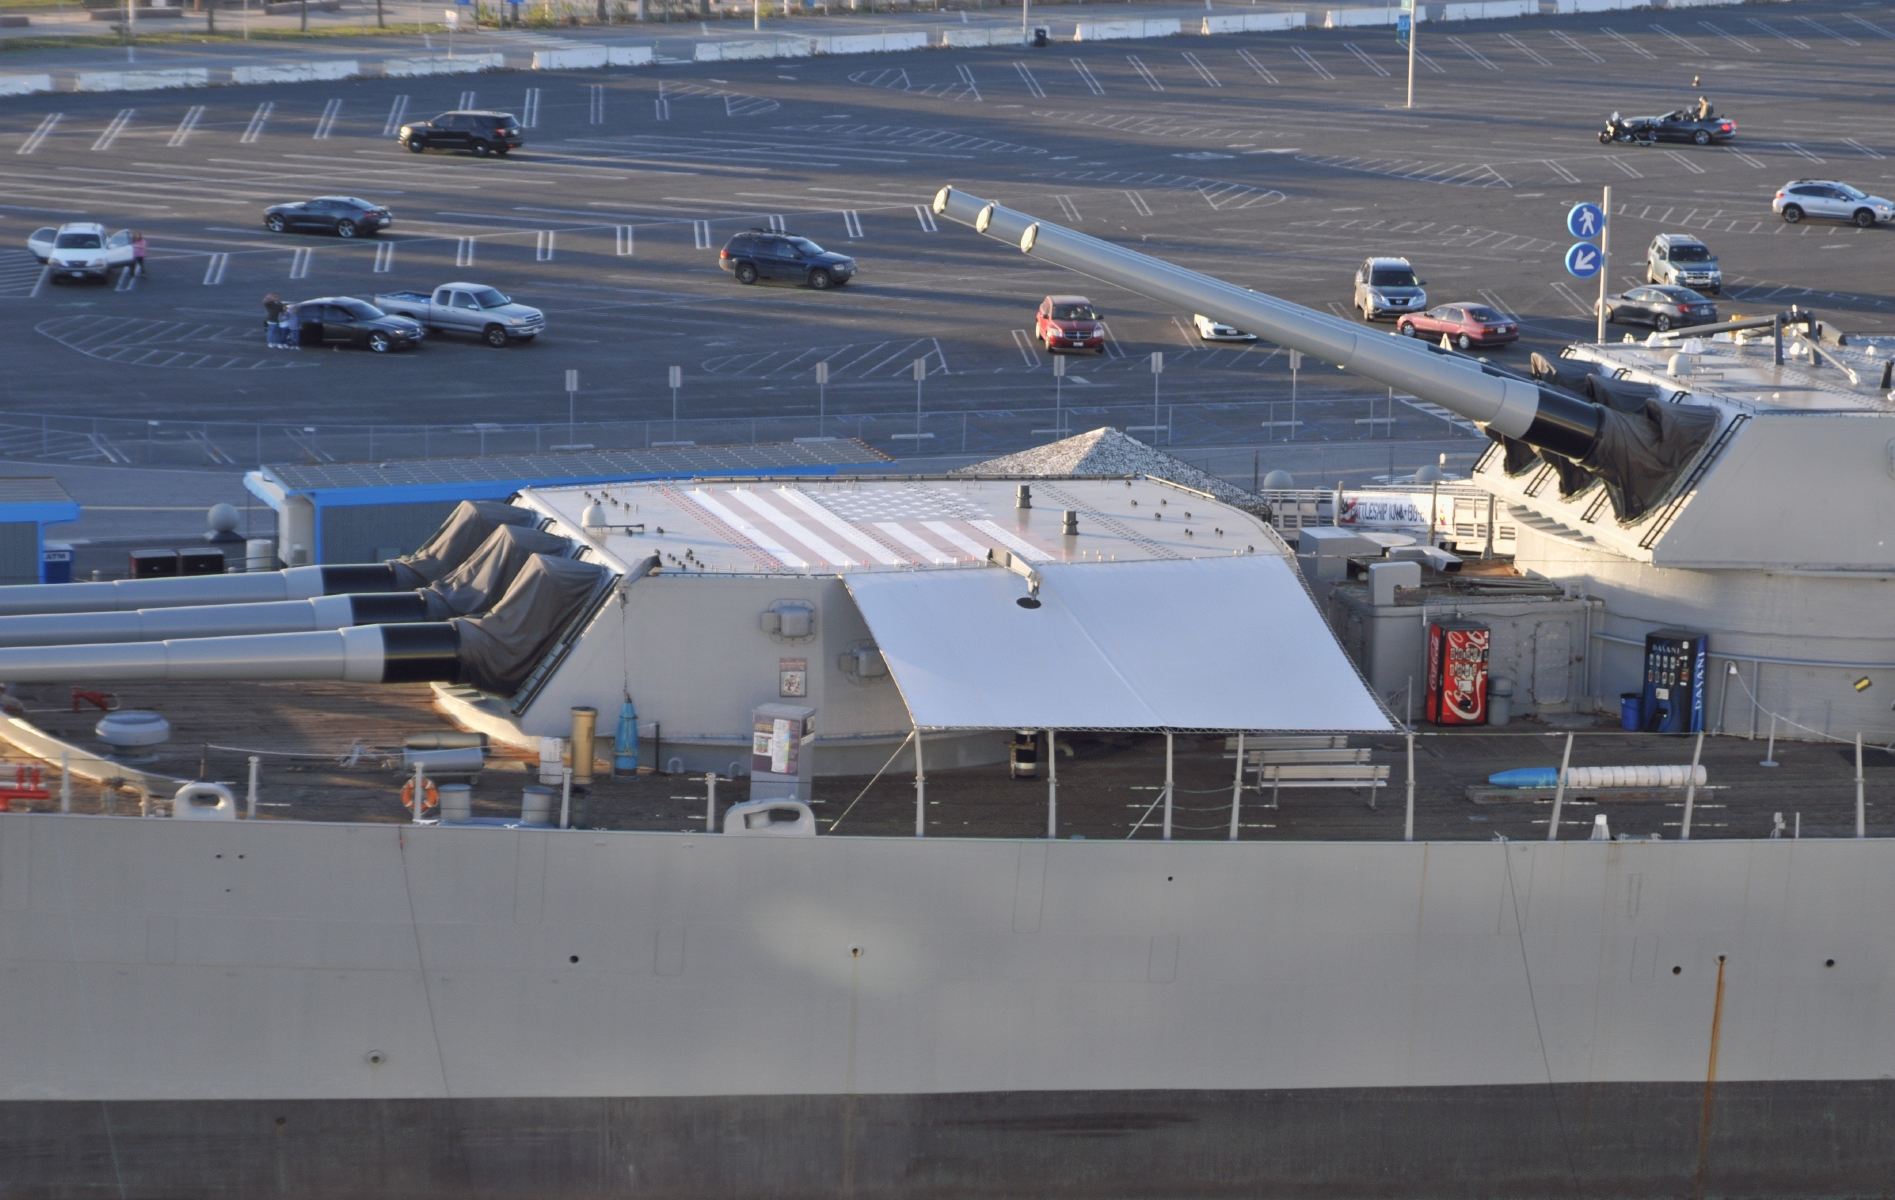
[{"left": 2, "top": 679, "right": 1881, "bottom": 842}]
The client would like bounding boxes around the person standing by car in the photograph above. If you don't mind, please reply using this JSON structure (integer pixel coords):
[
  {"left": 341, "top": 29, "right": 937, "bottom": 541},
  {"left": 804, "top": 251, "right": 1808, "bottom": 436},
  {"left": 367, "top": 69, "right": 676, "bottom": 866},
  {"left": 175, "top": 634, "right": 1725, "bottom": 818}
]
[
  {"left": 263, "top": 294, "right": 286, "bottom": 348},
  {"left": 279, "top": 301, "right": 302, "bottom": 351},
  {"left": 131, "top": 231, "right": 147, "bottom": 277}
]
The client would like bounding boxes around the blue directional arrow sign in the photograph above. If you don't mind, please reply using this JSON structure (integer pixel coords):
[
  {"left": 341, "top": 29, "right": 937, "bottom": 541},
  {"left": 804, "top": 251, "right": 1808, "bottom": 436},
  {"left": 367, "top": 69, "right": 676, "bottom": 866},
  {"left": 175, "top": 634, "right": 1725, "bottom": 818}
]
[
  {"left": 1565, "top": 242, "right": 1602, "bottom": 279},
  {"left": 1566, "top": 202, "right": 1605, "bottom": 240}
]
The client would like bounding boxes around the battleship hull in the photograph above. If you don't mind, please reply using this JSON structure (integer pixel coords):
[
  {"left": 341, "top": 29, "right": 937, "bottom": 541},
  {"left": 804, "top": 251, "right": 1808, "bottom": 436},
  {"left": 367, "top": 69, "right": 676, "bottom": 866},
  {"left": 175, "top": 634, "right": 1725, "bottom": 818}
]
[{"left": 0, "top": 815, "right": 1889, "bottom": 1198}]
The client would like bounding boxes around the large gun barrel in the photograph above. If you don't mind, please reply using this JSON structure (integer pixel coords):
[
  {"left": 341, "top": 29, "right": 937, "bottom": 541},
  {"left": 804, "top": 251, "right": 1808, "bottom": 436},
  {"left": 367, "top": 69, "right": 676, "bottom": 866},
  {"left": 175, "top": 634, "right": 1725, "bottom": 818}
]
[
  {"left": 0, "top": 592, "right": 431, "bottom": 649},
  {"left": 930, "top": 186, "right": 1607, "bottom": 460},
  {"left": 0, "top": 623, "right": 461, "bottom": 685},
  {"left": 0, "top": 563, "right": 403, "bottom": 620}
]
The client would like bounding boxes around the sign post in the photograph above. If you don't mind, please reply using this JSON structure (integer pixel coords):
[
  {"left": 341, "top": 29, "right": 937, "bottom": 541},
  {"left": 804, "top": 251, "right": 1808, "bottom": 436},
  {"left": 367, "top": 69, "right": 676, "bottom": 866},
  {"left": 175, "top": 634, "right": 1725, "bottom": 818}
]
[
  {"left": 1399, "top": 0, "right": 1416, "bottom": 109},
  {"left": 814, "top": 360, "right": 829, "bottom": 438},
  {"left": 1563, "top": 191, "right": 1609, "bottom": 343},
  {"left": 564, "top": 368, "right": 578, "bottom": 447}
]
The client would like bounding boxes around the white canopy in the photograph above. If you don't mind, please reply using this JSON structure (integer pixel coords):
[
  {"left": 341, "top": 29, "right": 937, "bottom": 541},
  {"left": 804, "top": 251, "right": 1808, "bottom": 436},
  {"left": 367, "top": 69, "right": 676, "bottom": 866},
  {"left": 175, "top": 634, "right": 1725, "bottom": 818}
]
[{"left": 844, "top": 555, "right": 1393, "bottom": 732}]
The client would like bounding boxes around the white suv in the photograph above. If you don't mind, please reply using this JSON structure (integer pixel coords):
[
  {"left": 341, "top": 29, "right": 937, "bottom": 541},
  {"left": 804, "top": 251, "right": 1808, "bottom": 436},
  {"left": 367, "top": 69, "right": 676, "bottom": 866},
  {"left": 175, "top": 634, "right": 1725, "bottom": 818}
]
[
  {"left": 27, "top": 223, "right": 135, "bottom": 281},
  {"left": 1772, "top": 180, "right": 1895, "bottom": 228}
]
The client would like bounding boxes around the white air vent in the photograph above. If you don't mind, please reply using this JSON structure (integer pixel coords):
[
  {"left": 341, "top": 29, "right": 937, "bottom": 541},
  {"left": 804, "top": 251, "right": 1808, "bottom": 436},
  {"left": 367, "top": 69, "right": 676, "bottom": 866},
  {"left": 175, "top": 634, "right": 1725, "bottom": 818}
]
[{"left": 760, "top": 601, "right": 816, "bottom": 642}]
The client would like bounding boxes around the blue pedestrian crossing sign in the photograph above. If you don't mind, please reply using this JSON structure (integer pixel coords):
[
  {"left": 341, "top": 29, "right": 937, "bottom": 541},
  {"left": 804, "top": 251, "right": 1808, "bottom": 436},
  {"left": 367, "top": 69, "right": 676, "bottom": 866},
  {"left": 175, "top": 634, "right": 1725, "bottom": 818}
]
[
  {"left": 1564, "top": 242, "right": 1602, "bottom": 279},
  {"left": 1566, "top": 202, "right": 1605, "bottom": 240}
]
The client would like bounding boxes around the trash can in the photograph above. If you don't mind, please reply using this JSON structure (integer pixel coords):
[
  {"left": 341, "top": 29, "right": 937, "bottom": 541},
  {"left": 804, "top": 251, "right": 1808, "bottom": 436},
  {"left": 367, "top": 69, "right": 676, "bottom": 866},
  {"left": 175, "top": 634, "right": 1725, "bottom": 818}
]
[
  {"left": 1487, "top": 676, "right": 1514, "bottom": 727},
  {"left": 1032, "top": 26, "right": 1048, "bottom": 47},
  {"left": 1620, "top": 693, "right": 1644, "bottom": 731}
]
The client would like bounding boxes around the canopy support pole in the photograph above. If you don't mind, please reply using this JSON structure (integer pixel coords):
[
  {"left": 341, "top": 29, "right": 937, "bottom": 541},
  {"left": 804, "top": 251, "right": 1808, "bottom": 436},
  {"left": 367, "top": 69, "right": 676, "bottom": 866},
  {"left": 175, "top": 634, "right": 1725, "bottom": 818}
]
[
  {"left": 1228, "top": 731, "right": 1244, "bottom": 841},
  {"left": 1547, "top": 732, "right": 1573, "bottom": 841},
  {"left": 1162, "top": 733, "right": 1174, "bottom": 842},
  {"left": 1046, "top": 729, "right": 1057, "bottom": 840},
  {"left": 1403, "top": 730, "right": 1415, "bottom": 843},
  {"left": 913, "top": 727, "right": 926, "bottom": 838}
]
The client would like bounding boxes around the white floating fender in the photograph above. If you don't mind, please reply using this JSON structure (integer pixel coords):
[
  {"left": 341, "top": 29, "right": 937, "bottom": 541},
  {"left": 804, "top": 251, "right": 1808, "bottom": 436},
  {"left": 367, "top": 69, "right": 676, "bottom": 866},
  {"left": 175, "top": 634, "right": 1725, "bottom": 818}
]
[
  {"left": 172, "top": 782, "right": 238, "bottom": 821},
  {"left": 722, "top": 799, "right": 817, "bottom": 837}
]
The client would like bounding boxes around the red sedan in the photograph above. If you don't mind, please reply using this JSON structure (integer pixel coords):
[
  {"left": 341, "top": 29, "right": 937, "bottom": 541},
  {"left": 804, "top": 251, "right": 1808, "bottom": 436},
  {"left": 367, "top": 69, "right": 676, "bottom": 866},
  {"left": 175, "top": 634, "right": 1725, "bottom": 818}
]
[
  {"left": 1035, "top": 295, "right": 1105, "bottom": 353},
  {"left": 1396, "top": 303, "right": 1519, "bottom": 350}
]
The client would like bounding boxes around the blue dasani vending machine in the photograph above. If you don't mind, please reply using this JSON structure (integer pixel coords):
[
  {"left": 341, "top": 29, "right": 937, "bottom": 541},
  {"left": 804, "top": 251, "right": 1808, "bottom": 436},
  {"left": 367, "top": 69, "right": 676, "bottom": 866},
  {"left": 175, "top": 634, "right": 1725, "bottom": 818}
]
[{"left": 1641, "top": 629, "right": 1708, "bottom": 733}]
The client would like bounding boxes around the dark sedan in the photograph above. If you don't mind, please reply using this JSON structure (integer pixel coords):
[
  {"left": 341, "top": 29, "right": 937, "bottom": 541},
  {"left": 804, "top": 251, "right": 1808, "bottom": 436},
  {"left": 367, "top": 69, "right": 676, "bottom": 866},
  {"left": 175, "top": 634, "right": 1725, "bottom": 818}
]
[
  {"left": 263, "top": 197, "right": 392, "bottom": 239},
  {"left": 1396, "top": 303, "right": 1519, "bottom": 350},
  {"left": 293, "top": 298, "right": 423, "bottom": 352},
  {"left": 1630, "top": 107, "right": 1737, "bottom": 146},
  {"left": 398, "top": 110, "right": 525, "bottom": 158},
  {"left": 1599, "top": 285, "right": 1718, "bottom": 333}
]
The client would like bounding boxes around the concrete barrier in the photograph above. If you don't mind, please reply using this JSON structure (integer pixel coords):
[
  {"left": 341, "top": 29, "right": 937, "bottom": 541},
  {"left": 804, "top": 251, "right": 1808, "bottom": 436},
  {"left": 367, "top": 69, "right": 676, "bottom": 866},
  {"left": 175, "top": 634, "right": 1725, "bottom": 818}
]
[
  {"left": 1552, "top": 0, "right": 1646, "bottom": 10},
  {"left": 532, "top": 44, "right": 609, "bottom": 70},
  {"left": 1202, "top": 11, "right": 1305, "bottom": 33},
  {"left": 813, "top": 31, "right": 929, "bottom": 54},
  {"left": 695, "top": 37, "right": 813, "bottom": 61},
  {"left": 1444, "top": 0, "right": 1533, "bottom": 18},
  {"left": 607, "top": 45, "right": 654, "bottom": 65},
  {"left": 941, "top": 26, "right": 1021, "bottom": 47},
  {"left": 1660, "top": 0, "right": 1744, "bottom": 8},
  {"left": 1075, "top": 18, "right": 1182, "bottom": 40},
  {"left": 74, "top": 68, "right": 210, "bottom": 92},
  {"left": 230, "top": 59, "right": 359, "bottom": 84},
  {"left": 0, "top": 74, "right": 54, "bottom": 97},
  {"left": 381, "top": 52, "right": 505, "bottom": 77}
]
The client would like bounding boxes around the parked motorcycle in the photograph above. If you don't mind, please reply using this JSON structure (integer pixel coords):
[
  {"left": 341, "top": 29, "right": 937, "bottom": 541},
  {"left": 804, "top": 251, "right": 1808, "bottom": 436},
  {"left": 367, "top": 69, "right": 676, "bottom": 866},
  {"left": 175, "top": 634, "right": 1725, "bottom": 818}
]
[{"left": 1598, "top": 112, "right": 1656, "bottom": 147}]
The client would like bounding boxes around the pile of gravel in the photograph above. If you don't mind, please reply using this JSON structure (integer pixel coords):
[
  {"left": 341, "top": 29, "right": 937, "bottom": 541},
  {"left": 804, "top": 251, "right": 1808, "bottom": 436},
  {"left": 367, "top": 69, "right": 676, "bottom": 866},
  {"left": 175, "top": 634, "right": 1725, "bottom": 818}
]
[{"left": 956, "top": 427, "right": 1265, "bottom": 509}]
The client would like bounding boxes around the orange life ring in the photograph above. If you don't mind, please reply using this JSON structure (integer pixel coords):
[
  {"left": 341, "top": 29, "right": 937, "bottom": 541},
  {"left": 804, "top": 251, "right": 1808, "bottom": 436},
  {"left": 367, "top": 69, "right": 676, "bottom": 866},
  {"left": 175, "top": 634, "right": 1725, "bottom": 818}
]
[{"left": 401, "top": 779, "right": 439, "bottom": 812}]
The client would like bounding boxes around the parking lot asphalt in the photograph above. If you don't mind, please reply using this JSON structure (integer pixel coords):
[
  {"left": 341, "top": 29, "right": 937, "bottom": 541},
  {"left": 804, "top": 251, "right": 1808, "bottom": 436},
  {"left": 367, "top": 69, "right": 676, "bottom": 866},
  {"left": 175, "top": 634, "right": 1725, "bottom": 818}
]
[{"left": 2, "top": 1, "right": 1891, "bottom": 469}]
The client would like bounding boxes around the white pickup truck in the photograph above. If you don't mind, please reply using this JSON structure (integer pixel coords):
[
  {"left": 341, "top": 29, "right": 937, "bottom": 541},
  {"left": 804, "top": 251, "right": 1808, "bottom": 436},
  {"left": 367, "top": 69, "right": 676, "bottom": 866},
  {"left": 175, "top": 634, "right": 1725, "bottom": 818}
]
[{"left": 371, "top": 283, "right": 545, "bottom": 347}]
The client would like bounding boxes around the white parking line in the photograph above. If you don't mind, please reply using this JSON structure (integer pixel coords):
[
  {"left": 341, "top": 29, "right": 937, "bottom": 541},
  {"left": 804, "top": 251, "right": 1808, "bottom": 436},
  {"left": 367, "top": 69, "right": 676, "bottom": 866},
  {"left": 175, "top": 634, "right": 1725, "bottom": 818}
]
[
  {"left": 113, "top": 267, "right": 137, "bottom": 292},
  {"left": 373, "top": 242, "right": 395, "bottom": 273},
  {"left": 382, "top": 95, "right": 410, "bottom": 137},
  {"left": 1125, "top": 190, "right": 1152, "bottom": 217},
  {"left": 18, "top": 112, "right": 60, "bottom": 155},
  {"left": 955, "top": 64, "right": 982, "bottom": 102},
  {"left": 1725, "top": 146, "right": 1767, "bottom": 168},
  {"left": 1793, "top": 15, "right": 1856, "bottom": 44},
  {"left": 1126, "top": 55, "right": 1164, "bottom": 91},
  {"left": 1605, "top": 155, "right": 1642, "bottom": 178},
  {"left": 1054, "top": 194, "right": 1082, "bottom": 222},
  {"left": 1009, "top": 329, "right": 1041, "bottom": 367},
  {"left": 288, "top": 247, "right": 312, "bottom": 279},
  {"left": 1446, "top": 37, "right": 1500, "bottom": 71},
  {"left": 1782, "top": 142, "right": 1824, "bottom": 163},
  {"left": 239, "top": 102, "right": 273, "bottom": 145},
  {"left": 458, "top": 90, "right": 477, "bottom": 110},
  {"left": 1292, "top": 47, "right": 1333, "bottom": 80},
  {"left": 1844, "top": 138, "right": 1885, "bottom": 160},
  {"left": 1696, "top": 21, "right": 1759, "bottom": 53},
  {"left": 1841, "top": 13, "right": 1894, "bottom": 40},
  {"left": 312, "top": 99, "right": 342, "bottom": 140},
  {"left": 842, "top": 210, "right": 864, "bottom": 238},
  {"left": 1599, "top": 27, "right": 1658, "bottom": 59},
  {"left": 1342, "top": 44, "right": 1389, "bottom": 77},
  {"left": 1181, "top": 51, "right": 1222, "bottom": 86},
  {"left": 91, "top": 108, "right": 134, "bottom": 152},
  {"left": 536, "top": 230, "right": 555, "bottom": 262},
  {"left": 1013, "top": 62, "right": 1046, "bottom": 98},
  {"left": 202, "top": 253, "right": 229, "bottom": 286},
  {"left": 616, "top": 224, "right": 635, "bottom": 254},
  {"left": 914, "top": 205, "right": 938, "bottom": 233},
  {"left": 1235, "top": 48, "right": 1278, "bottom": 83},
  {"left": 1646, "top": 24, "right": 1704, "bottom": 55},
  {"left": 589, "top": 84, "right": 605, "bottom": 125},
  {"left": 765, "top": 214, "right": 786, "bottom": 233},
  {"left": 1498, "top": 33, "right": 1550, "bottom": 65},
  {"left": 522, "top": 87, "right": 542, "bottom": 129},
  {"left": 1544, "top": 159, "right": 1579, "bottom": 184},
  {"left": 169, "top": 106, "right": 204, "bottom": 148},
  {"left": 1745, "top": 18, "right": 1808, "bottom": 48},
  {"left": 693, "top": 220, "right": 712, "bottom": 248},
  {"left": 1548, "top": 280, "right": 1593, "bottom": 316},
  {"left": 1549, "top": 31, "right": 1604, "bottom": 63},
  {"left": 1070, "top": 58, "right": 1105, "bottom": 94},
  {"left": 455, "top": 237, "right": 476, "bottom": 267}
]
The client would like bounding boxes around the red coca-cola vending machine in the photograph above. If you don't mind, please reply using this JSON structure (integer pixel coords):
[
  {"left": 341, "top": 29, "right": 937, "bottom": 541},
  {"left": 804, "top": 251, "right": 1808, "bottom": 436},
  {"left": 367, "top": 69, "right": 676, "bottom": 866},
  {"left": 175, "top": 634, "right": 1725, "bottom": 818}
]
[{"left": 1425, "top": 619, "right": 1490, "bottom": 725}]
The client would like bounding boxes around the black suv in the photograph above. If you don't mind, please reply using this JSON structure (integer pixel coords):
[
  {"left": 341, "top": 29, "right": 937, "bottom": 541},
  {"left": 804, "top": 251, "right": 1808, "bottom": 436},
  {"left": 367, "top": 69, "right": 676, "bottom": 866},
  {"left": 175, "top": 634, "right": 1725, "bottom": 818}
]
[
  {"left": 719, "top": 232, "right": 857, "bottom": 290},
  {"left": 263, "top": 196, "right": 392, "bottom": 238},
  {"left": 398, "top": 111, "right": 525, "bottom": 157}
]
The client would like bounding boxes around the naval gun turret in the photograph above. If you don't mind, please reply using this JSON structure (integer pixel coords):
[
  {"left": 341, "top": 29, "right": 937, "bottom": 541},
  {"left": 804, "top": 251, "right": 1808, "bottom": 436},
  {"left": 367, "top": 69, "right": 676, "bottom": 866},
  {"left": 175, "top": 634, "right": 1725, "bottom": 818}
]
[
  {"left": 930, "top": 186, "right": 1716, "bottom": 523},
  {"left": 0, "top": 500, "right": 539, "bottom": 618},
  {"left": 929, "top": 186, "right": 1895, "bottom": 738},
  {"left": 0, "top": 524, "right": 572, "bottom": 648}
]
